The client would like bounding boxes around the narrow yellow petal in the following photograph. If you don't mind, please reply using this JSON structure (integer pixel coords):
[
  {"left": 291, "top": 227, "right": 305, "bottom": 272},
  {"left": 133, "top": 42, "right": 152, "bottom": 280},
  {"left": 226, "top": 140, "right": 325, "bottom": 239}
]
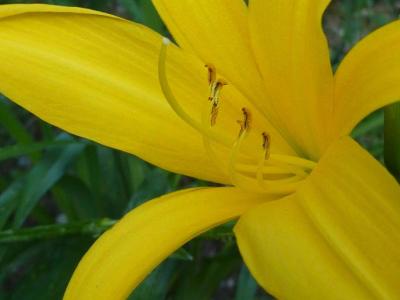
[
  {"left": 249, "top": 0, "right": 334, "bottom": 159},
  {"left": 64, "top": 187, "right": 273, "bottom": 300},
  {"left": 151, "top": 0, "right": 266, "bottom": 111},
  {"left": 334, "top": 20, "right": 400, "bottom": 136},
  {"left": 235, "top": 137, "right": 400, "bottom": 299},
  {"left": 0, "top": 4, "right": 228, "bottom": 183}
]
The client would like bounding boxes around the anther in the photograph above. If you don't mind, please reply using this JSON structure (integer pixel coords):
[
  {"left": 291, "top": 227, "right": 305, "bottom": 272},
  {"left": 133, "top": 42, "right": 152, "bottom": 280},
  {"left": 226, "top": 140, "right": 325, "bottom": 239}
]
[
  {"left": 205, "top": 64, "right": 216, "bottom": 85},
  {"left": 237, "top": 107, "right": 251, "bottom": 137},
  {"left": 262, "top": 132, "right": 271, "bottom": 160},
  {"left": 208, "top": 79, "right": 227, "bottom": 126}
]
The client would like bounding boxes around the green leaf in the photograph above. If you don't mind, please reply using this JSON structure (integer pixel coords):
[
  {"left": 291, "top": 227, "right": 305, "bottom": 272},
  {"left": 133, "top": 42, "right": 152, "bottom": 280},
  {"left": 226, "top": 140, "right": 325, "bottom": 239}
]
[
  {"left": 171, "top": 248, "right": 194, "bottom": 261},
  {"left": 126, "top": 156, "right": 147, "bottom": 193},
  {"left": 384, "top": 102, "right": 400, "bottom": 180},
  {"left": 125, "top": 167, "right": 169, "bottom": 211},
  {"left": 174, "top": 244, "right": 241, "bottom": 300},
  {"left": 0, "top": 98, "right": 38, "bottom": 161},
  {"left": 137, "top": 0, "right": 165, "bottom": 34},
  {"left": 93, "top": 147, "right": 129, "bottom": 217},
  {"left": 0, "top": 98, "right": 33, "bottom": 145},
  {"left": 12, "top": 135, "right": 86, "bottom": 228},
  {"left": 201, "top": 222, "right": 234, "bottom": 241},
  {"left": 234, "top": 265, "right": 258, "bottom": 300},
  {"left": 119, "top": 0, "right": 142, "bottom": 21},
  {"left": 0, "top": 219, "right": 116, "bottom": 244},
  {"left": 75, "top": 144, "right": 103, "bottom": 210},
  {"left": 0, "top": 140, "right": 78, "bottom": 162},
  {"left": 0, "top": 178, "right": 24, "bottom": 230},
  {"left": 352, "top": 110, "right": 384, "bottom": 138},
  {"left": 128, "top": 259, "right": 177, "bottom": 300},
  {"left": 52, "top": 175, "right": 98, "bottom": 220},
  {"left": 1, "top": 238, "right": 92, "bottom": 300}
]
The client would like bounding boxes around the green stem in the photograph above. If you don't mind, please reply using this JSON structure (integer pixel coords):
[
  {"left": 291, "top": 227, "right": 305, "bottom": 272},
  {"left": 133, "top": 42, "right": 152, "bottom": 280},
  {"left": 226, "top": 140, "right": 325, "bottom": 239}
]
[
  {"left": 0, "top": 219, "right": 116, "bottom": 244},
  {"left": 0, "top": 219, "right": 235, "bottom": 244},
  {"left": 384, "top": 102, "right": 400, "bottom": 181}
]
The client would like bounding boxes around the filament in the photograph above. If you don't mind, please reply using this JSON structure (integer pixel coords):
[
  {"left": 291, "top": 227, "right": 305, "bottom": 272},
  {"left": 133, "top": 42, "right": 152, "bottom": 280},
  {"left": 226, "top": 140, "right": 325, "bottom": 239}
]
[
  {"left": 201, "top": 99, "right": 228, "bottom": 176},
  {"left": 229, "top": 125, "right": 248, "bottom": 189},
  {"left": 270, "top": 154, "right": 317, "bottom": 170},
  {"left": 230, "top": 134, "right": 304, "bottom": 194}
]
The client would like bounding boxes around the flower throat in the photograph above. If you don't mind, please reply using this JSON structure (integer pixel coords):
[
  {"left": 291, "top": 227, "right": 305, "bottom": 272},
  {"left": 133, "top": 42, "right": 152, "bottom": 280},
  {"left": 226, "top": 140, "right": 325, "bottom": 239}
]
[{"left": 159, "top": 38, "right": 316, "bottom": 195}]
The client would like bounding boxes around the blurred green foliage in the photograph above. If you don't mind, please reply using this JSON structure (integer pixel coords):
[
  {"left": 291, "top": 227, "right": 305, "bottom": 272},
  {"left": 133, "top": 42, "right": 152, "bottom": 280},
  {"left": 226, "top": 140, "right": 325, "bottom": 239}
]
[{"left": 0, "top": 0, "right": 398, "bottom": 299}]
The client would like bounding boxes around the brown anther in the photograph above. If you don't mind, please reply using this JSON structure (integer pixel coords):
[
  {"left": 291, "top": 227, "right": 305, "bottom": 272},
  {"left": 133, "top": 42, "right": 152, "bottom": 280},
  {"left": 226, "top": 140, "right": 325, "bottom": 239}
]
[
  {"left": 262, "top": 132, "right": 271, "bottom": 160},
  {"left": 237, "top": 107, "right": 251, "bottom": 137},
  {"left": 205, "top": 64, "right": 216, "bottom": 85},
  {"left": 208, "top": 79, "right": 227, "bottom": 126}
]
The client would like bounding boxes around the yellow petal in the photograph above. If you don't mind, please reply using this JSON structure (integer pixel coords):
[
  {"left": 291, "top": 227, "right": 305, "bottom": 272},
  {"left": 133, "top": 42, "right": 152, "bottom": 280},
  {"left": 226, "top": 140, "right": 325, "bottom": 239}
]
[
  {"left": 151, "top": 0, "right": 266, "bottom": 111},
  {"left": 249, "top": 0, "right": 334, "bottom": 159},
  {"left": 235, "top": 137, "right": 400, "bottom": 299},
  {"left": 0, "top": 4, "right": 296, "bottom": 183},
  {"left": 334, "top": 20, "right": 400, "bottom": 136},
  {"left": 64, "top": 187, "right": 272, "bottom": 300},
  {"left": 0, "top": 5, "right": 222, "bottom": 182}
]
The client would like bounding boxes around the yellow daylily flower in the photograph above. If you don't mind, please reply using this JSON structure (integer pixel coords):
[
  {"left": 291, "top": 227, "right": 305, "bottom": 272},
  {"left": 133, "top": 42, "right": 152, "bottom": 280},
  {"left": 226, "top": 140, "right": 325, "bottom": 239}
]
[{"left": 0, "top": 1, "right": 399, "bottom": 299}]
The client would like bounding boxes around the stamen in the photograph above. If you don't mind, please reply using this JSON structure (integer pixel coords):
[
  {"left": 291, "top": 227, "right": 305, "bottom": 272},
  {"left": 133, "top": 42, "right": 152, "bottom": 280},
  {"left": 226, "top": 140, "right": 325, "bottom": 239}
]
[
  {"left": 262, "top": 132, "right": 271, "bottom": 160},
  {"left": 232, "top": 140, "right": 304, "bottom": 194},
  {"left": 256, "top": 133, "right": 306, "bottom": 192},
  {"left": 228, "top": 125, "right": 249, "bottom": 190},
  {"left": 209, "top": 80, "right": 227, "bottom": 126},
  {"left": 257, "top": 132, "right": 271, "bottom": 186},
  {"left": 158, "top": 38, "right": 232, "bottom": 147},
  {"left": 205, "top": 64, "right": 216, "bottom": 85},
  {"left": 238, "top": 158, "right": 309, "bottom": 177},
  {"left": 201, "top": 97, "right": 228, "bottom": 176},
  {"left": 236, "top": 163, "right": 302, "bottom": 176},
  {"left": 228, "top": 121, "right": 306, "bottom": 194},
  {"left": 160, "top": 38, "right": 314, "bottom": 195},
  {"left": 258, "top": 175, "right": 305, "bottom": 193},
  {"left": 229, "top": 108, "right": 251, "bottom": 188},
  {"left": 270, "top": 154, "right": 317, "bottom": 170},
  {"left": 237, "top": 108, "right": 251, "bottom": 137}
]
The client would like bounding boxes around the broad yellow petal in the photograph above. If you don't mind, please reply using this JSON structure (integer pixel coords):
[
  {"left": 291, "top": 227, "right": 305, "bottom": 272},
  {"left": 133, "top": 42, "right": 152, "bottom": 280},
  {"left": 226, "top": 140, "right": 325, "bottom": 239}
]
[
  {"left": 249, "top": 0, "right": 334, "bottom": 159},
  {"left": 235, "top": 137, "right": 400, "bottom": 299},
  {"left": 64, "top": 187, "right": 272, "bottom": 299},
  {"left": 0, "top": 4, "right": 220, "bottom": 183},
  {"left": 0, "top": 4, "right": 295, "bottom": 183},
  {"left": 151, "top": 0, "right": 266, "bottom": 110},
  {"left": 334, "top": 20, "right": 400, "bottom": 136}
]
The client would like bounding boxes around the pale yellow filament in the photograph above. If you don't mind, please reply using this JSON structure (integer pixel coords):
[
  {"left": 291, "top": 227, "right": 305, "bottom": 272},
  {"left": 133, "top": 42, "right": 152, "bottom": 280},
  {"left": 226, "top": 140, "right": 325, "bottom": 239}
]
[
  {"left": 229, "top": 131, "right": 303, "bottom": 194},
  {"left": 201, "top": 98, "right": 229, "bottom": 176}
]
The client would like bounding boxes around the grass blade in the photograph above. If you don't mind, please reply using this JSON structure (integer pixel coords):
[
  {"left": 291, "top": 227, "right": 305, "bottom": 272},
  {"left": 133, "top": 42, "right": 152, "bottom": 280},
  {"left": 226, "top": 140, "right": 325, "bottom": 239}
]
[{"left": 12, "top": 135, "right": 86, "bottom": 228}]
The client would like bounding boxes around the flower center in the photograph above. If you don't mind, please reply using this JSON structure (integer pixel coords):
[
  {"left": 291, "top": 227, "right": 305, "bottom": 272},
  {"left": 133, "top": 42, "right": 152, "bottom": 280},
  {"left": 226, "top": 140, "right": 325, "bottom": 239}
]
[{"left": 159, "top": 38, "right": 316, "bottom": 194}]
